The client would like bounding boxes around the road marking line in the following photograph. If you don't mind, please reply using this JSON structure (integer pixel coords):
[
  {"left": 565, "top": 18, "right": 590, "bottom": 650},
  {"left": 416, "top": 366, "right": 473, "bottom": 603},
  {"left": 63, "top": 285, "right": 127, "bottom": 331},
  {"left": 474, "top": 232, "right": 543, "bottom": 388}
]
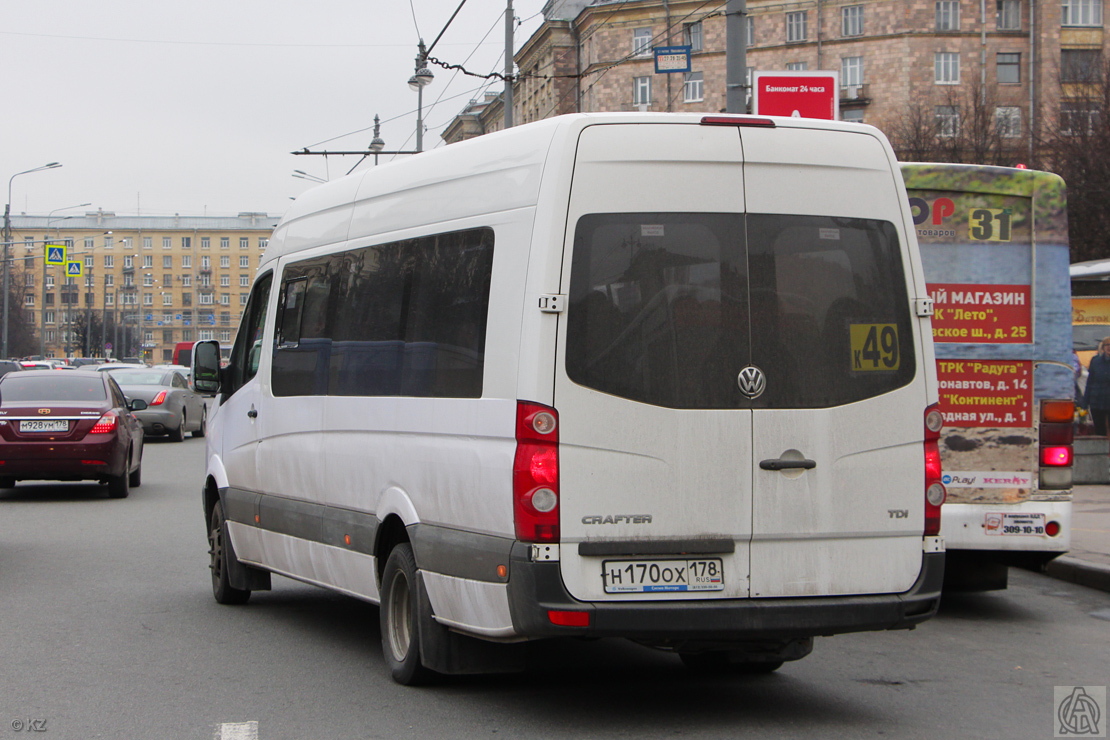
[{"left": 216, "top": 721, "right": 258, "bottom": 740}]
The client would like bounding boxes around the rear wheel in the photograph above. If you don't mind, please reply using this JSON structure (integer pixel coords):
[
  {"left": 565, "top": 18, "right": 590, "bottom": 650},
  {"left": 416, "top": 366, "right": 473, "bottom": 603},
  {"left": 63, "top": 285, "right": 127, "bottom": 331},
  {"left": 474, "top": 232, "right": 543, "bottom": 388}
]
[
  {"left": 380, "top": 543, "right": 435, "bottom": 685},
  {"left": 192, "top": 406, "right": 207, "bottom": 438},
  {"left": 128, "top": 458, "right": 142, "bottom": 487},
  {"left": 107, "top": 467, "right": 130, "bottom": 499},
  {"left": 209, "top": 501, "right": 251, "bottom": 605},
  {"left": 168, "top": 414, "right": 186, "bottom": 442}
]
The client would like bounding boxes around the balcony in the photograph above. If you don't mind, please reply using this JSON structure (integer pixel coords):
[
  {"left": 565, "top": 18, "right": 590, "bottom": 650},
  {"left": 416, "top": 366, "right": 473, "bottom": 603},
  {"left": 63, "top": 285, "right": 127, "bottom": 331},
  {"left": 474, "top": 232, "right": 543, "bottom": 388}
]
[{"left": 840, "top": 84, "right": 870, "bottom": 104}]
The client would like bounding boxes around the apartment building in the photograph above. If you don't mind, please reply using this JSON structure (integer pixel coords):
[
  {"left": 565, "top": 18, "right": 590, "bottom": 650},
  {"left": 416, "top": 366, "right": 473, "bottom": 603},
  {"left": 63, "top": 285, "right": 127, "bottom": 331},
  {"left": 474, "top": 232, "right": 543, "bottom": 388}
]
[
  {"left": 7, "top": 210, "right": 277, "bottom": 362},
  {"left": 445, "top": 0, "right": 1108, "bottom": 164}
]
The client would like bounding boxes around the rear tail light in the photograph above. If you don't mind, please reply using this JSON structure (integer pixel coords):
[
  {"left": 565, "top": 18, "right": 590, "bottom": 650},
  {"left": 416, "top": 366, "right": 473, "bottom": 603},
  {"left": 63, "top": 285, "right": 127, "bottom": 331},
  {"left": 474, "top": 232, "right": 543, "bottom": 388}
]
[
  {"left": 924, "top": 404, "right": 946, "bottom": 536},
  {"left": 700, "top": 115, "right": 777, "bottom": 128},
  {"left": 90, "top": 411, "right": 119, "bottom": 435},
  {"left": 1039, "top": 399, "right": 1074, "bottom": 490},
  {"left": 514, "top": 401, "right": 560, "bottom": 543},
  {"left": 150, "top": 391, "right": 167, "bottom": 406}
]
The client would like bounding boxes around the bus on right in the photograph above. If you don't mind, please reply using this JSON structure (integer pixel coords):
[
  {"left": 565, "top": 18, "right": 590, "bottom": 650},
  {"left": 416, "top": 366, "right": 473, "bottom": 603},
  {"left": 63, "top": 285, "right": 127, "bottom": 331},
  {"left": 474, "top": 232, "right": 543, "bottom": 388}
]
[{"left": 902, "top": 163, "right": 1074, "bottom": 590}]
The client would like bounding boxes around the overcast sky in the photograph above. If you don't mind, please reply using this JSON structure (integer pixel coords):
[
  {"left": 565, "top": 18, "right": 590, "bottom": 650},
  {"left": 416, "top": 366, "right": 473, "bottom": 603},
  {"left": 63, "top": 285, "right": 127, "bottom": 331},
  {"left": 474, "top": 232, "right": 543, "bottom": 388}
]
[{"left": 1, "top": 0, "right": 546, "bottom": 220}]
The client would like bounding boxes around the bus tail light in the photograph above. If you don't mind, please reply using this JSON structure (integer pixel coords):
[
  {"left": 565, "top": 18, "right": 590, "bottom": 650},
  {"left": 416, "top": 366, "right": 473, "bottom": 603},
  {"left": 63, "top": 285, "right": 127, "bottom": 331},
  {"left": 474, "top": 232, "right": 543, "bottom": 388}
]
[
  {"left": 1039, "top": 400, "right": 1074, "bottom": 490},
  {"left": 924, "top": 404, "right": 946, "bottom": 536},
  {"left": 514, "top": 401, "right": 560, "bottom": 543}
]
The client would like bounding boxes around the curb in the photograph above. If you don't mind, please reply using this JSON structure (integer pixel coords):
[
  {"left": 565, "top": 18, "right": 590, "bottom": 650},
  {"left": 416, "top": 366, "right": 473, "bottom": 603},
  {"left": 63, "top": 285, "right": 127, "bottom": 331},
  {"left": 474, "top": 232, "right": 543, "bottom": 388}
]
[{"left": 1044, "top": 556, "right": 1110, "bottom": 593}]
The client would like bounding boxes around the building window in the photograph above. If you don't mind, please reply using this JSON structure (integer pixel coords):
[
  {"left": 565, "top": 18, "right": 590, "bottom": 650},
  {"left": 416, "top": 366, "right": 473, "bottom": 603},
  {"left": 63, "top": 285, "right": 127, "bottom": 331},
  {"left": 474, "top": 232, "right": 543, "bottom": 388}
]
[
  {"left": 935, "top": 105, "right": 960, "bottom": 137},
  {"left": 201, "top": 255, "right": 211, "bottom": 269},
  {"left": 84, "top": 256, "right": 94, "bottom": 269},
  {"left": 935, "top": 52, "right": 960, "bottom": 84},
  {"left": 683, "top": 71, "right": 704, "bottom": 102},
  {"left": 683, "top": 21, "right": 703, "bottom": 52},
  {"left": 995, "top": 107, "right": 1022, "bottom": 137},
  {"left": 240, "top": 293, "right": 249, "bottom": 306},
  {"left": 182, "top": 255, "right": 192, "bottom": 268},
  {"left": 1061, "top": 101, "right": 1100, "bottom": 134},
  {"left": 221, "top": 237, "right": 229, "bottom": 249},
  {"left": 220, "top": 275, "right": 231, "bottom": 287},
  {"left": 200, "top": 293, "right": 214, "bottom": 305},
  {"left": 1061, "top": 49, "right": 1101, "bottom": 82},
  {"left": 143, "top": 274, "right": 154, "bottom": 287},
  {"left": 260, "top": 238, "right": 269, "bottom": 250},
  {"left": 143, "top": 293, "right": 154, "bottom": 306},
  {"left": 182, "top": 236, "right": 191, "bottom": 249},
  {"left": 220, "top": 293, "right": 230, "bottom": 306},
  {"left": 745, "top": 16, "right": 754, "bottom": 47},
  {"left": 182, "top": 293, "right": 192, "bottom": 306},
  {"left": 220, "top": 330, "right": 231, "bottom": 343},
  {"left": 633, "top": 76, "right": 652, "bottom": 106},
  {"left": 24, "top": 294, "right": 34, "bottom": 306},
  {"left": 240, "top": 275, "right": 250, "bottom": 287},
  {"left": 786, "top": 62, "right": 808, "bottom": 71},
  {"left": 83, "top": 237, "right": 94, "bottom": 250},
  {"left": 936, "top": 0, "right": 960, "bottom": 30},
  {"left": 124, "top": 255, "right": 134, "bottom": 269},
  {"left": 163, "top": 237, "right": 172, "bottom": 249},
  {"left": 104, "top": 255, "right": 114, "bottom": 268},
  {"left": 143, "top": 255, "right": 153, "bottom": 268},
  {"left": 163, "top": 293, "right": 173, "bottom": 306},
  {"left": 240, "top": 237, "right": 249, "bottom": 250},
  {"left": 998, "top": 0, "right": 1021, "bottom": 30},
  {"left": 633, "top": 27, "right": 653, "bottom": 56},
  {"left": 842, "top": 56, "right": 864, "bottom": 86},
  {"left": 787, "top": 11, "right": 808, "bottom": 42},
  {"left": 201, "top": 237, "right": 210, "bottom": 249},
  {"left": 997, "top": 53, "right": 1021, "bottom": 83},
  {"left": 162, "top": 256, "right": 172, "bottom": 269},
  {"left": 105, "top": 275, "right": 114, "bottom": 287},
  {"left": 181, "top": 274, "right": 192, "bottom": 287},
  {"left": 842, "top": 5, "right": 864, "bottom": 36},
  {"left": 1062, "top": 0, "right": 1102, "bottom": 26},
  {"left": 220, "top": 255, "right": 230, "bottom": 268}
]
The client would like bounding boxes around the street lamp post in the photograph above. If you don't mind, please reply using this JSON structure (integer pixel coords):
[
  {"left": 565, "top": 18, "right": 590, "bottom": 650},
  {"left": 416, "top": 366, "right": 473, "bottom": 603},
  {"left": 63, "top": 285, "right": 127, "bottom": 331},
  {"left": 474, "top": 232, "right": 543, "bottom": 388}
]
[
  {"left": 408, "top": 41, "right": 434, "bottom": 153},
  {"left": 4, "top": 162, "right": 62, "bottom": 358}
]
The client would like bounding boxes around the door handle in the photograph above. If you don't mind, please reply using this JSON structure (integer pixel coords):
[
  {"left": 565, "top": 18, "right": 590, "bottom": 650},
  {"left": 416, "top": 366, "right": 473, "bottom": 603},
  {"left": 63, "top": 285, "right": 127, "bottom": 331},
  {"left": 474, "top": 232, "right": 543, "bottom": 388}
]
[
  {"left": 759, "top": 458, "right": 816, "bottom": 471},
  {"left": 247, "top": 407, "right": 258, "bottom": 419}
]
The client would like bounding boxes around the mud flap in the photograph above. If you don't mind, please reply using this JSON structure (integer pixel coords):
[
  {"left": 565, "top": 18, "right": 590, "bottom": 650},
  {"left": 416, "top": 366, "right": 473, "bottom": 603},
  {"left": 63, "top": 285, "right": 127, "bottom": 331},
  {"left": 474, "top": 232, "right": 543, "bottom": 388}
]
[
  {"left": 223, "top": 521, "right": 272, "bottom": 592},
  {"left": 416, "top": 573, "right": 526, "bottom": 675}
]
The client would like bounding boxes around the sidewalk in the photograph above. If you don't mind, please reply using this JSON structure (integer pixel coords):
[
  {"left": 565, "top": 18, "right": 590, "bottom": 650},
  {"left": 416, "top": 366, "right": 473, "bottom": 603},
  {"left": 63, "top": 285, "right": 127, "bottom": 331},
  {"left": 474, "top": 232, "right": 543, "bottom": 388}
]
[{"left": 1043, "top": 485, "right": 1110, "bottom": 592}]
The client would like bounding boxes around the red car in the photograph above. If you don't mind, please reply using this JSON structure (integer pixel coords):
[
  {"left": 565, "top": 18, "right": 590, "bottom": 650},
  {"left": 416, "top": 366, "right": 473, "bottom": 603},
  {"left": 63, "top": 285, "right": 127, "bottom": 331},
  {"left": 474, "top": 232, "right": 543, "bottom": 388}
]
[{"left": 0, "top": 370, "right": 146, "bottom": 498}]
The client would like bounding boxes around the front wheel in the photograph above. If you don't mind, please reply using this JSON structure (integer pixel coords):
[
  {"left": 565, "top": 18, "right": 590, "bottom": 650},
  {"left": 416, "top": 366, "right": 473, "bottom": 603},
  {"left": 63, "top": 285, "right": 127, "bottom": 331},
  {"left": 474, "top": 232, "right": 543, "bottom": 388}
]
[
  {"left": 209, "top": 501, "right": 251, "bottom": 605},
  {"left": 380, "top": 543, "right": 435, "bottom": 685}
]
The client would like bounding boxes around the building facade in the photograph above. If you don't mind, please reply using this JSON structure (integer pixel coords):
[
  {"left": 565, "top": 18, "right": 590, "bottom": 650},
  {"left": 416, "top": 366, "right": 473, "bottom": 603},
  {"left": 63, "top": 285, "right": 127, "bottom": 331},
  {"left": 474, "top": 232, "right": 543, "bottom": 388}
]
[
  {"left": 6, "top": 210, "right": 277, "bottom": 363},
  {"left": 445, "top": 0, "right": 1108, "bottom": 165}
]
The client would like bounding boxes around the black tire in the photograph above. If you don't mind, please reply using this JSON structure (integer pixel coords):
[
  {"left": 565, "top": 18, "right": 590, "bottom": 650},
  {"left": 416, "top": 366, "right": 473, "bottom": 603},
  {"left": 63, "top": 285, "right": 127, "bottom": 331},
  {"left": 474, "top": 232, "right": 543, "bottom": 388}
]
[
  {"left": 128, "top": 458, "right": 142, "bottom": 488},
  {"left": 0, "top": 477, "right": 14, "bottom": 489},
  {"left": 168, "top": 413, "right": 186, "bottom": 442},
  {"left": 679, "top": 652, "right": 784, "bottom": 674},
  {"left": 106, "top": 468, "right": 130, "bottom": 499},
  {"left": 380, "top": 543, "right": 435, "bottom": 685},
  {"left": 192, "top": 406, "right": 207, "bottom": 438},
  {"left": 209, "top": 501, "right": 251, "bottom": 605}
]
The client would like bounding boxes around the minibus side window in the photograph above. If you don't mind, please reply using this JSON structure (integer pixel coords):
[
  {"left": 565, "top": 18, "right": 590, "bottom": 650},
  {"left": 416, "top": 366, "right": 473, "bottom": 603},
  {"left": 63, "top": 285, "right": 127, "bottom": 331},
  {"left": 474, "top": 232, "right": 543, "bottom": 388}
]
[{"left": 224, "top": 272, "right": 272, "bottom": 400}]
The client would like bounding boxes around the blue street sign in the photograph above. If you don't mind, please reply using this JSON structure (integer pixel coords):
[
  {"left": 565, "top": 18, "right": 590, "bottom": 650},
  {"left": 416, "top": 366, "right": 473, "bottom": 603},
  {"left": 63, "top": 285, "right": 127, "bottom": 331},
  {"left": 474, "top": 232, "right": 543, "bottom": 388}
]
[{"left": 46, "top": 245, "right": 66, "bottom": 265}]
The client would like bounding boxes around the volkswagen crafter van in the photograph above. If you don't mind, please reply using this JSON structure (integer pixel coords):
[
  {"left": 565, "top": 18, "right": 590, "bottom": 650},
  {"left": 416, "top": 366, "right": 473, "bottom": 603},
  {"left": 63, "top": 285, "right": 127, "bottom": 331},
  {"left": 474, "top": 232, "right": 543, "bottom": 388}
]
[{"left": 193, "top": 113, "right": 945, "bottom": 685}]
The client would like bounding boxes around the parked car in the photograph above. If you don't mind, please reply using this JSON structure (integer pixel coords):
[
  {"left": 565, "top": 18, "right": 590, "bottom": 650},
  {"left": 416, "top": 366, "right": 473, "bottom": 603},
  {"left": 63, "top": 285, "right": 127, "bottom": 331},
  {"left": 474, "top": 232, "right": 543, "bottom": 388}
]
[
  {"left": 106, "top": 368, "right": 206, "bottom": 441},
  {"left": 70, "top": 358, "right": 105, "bottom": 368},
  {"left": 0, "top": 360, "right": 23, "bottom": 379},
  {"left": 0, "top": 370, "right": 146, "bottom": 497}
]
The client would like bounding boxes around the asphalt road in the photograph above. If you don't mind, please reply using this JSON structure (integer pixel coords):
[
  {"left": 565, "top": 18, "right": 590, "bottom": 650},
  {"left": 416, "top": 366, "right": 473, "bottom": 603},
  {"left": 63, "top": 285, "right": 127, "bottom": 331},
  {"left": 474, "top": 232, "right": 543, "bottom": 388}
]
[{"left": 1, "top": 436, "right": 1108, "bottom": 740}]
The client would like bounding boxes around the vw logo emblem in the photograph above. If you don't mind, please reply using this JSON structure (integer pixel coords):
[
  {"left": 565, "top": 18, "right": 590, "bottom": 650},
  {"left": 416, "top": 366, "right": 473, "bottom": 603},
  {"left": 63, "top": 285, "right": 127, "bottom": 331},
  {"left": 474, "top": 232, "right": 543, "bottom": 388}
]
[{"left": 737, "top": 366, "right": 766, "bottom": 399}]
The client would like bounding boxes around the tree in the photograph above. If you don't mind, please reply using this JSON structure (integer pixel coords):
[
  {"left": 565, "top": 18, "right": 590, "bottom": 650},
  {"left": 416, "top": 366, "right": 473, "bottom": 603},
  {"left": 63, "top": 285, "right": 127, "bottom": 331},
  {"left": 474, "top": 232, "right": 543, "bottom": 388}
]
[{"left": 2, "top": 261, "right": 39, "bottom": 358}]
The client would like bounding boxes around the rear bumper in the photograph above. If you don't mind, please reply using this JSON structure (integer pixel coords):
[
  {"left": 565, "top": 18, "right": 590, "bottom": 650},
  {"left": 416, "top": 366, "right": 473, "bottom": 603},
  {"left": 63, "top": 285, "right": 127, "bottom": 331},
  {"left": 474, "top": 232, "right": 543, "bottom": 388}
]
[
  {"left": 0, "top": 438, "right": 126, "bottom": 481},
  {"left": 133, "top": 409, "right": 180, "bottom": 435},
  {"left": 507, "top": 545, "right": 945, "bottom": 641}
]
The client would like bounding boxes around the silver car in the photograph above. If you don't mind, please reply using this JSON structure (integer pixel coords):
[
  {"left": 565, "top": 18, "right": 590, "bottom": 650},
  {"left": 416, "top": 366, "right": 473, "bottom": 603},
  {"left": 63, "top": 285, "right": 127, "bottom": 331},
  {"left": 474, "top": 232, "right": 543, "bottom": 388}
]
[{"left": 105, "top": 368, "right": 207, "bottom": 441}]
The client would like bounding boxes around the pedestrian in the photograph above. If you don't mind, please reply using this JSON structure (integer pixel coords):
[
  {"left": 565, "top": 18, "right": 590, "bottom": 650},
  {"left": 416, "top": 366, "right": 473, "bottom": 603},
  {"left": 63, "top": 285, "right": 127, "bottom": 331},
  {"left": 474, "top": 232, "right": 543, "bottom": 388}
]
[{"left": 1082, "top": 336, "right": 1110, "bottom": 435}]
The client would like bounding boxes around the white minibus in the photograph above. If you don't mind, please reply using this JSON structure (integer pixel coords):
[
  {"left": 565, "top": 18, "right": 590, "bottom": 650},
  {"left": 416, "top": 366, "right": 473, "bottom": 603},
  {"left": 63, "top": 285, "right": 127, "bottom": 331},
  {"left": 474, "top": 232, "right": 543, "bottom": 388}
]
[{"left": 193, "top": 113, "right": 945, "bottom": 684}]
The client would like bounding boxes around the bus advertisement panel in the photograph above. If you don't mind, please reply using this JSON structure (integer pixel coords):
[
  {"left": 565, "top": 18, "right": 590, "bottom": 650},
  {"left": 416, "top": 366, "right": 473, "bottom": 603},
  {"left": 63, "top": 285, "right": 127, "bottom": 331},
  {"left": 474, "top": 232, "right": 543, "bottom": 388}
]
[{"left": 902, "top": 164, "right": 1073, "bottom": 589}]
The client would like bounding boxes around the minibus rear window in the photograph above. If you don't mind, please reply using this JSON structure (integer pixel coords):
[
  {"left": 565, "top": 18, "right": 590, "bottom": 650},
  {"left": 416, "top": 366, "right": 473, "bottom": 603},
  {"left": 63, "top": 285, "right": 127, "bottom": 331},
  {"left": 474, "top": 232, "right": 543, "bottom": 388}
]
[{"left": 566, "top": 213, "right": 915, "bottom": 409}]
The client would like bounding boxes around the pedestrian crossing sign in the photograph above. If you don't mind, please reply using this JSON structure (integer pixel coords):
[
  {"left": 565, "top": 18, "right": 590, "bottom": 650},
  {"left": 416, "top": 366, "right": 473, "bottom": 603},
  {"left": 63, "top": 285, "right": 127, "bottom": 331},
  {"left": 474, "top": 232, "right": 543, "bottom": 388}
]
[
  {"left": 67, "top": 260, "right": 83, "bottom": 277},
  {"left": 45, "top": 244, "right": 66, "bottom": 265}
]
